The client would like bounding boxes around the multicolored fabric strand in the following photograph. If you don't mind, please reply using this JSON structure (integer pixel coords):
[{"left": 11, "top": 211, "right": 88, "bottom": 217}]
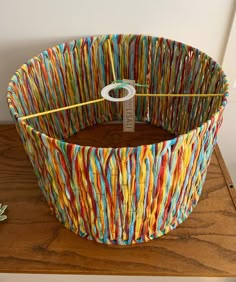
[{"left": 7, "top": 34, "right": 228, "bottom": 245}]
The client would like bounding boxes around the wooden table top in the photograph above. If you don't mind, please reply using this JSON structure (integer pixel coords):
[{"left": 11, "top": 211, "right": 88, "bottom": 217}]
[{"left": 0, "top": 124, "right": 236, "bottom": 277}]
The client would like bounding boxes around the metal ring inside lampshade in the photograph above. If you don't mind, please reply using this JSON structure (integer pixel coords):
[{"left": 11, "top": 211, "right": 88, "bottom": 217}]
[{"left": 101, "top": 83, "right": 136, "bottom": 102}]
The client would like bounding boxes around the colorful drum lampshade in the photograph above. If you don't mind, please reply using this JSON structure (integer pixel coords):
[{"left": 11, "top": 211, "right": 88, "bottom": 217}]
[{"left": 7, "top": 35, "right": 228, "bottom": 245}]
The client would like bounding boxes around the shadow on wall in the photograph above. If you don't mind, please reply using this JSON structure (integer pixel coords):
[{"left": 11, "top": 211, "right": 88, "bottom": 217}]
[{"left": 0, "top": 36, "right": 85, "bottom": 123}]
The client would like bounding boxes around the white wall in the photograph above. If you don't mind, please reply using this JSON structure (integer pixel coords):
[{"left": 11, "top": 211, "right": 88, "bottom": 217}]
[{"left": 222, "top": 8, "right": 236, "bottom": 102}]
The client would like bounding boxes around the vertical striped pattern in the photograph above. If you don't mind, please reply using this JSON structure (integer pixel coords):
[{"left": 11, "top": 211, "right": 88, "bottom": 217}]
[{"left": 7, "top": 35, "right": 228, "bottom": 245}]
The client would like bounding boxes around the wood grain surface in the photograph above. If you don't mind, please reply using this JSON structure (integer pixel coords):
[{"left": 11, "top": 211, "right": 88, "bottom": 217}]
[{"left": 0, "top": 124, "right": 236, "bottom": 276}]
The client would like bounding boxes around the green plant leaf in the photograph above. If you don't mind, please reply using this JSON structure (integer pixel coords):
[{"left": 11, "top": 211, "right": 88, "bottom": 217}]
[
  {"left": 0, "top": 205, "right": 7, "bottom": 216},
  {"left": 0, "top": 215, "right": 7, "bottom": 221}
]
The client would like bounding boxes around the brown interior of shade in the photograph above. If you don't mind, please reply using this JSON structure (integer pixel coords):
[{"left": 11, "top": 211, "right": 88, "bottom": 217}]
[{"left": 66, "top": 122, "right": 175, "bottom": 148}]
